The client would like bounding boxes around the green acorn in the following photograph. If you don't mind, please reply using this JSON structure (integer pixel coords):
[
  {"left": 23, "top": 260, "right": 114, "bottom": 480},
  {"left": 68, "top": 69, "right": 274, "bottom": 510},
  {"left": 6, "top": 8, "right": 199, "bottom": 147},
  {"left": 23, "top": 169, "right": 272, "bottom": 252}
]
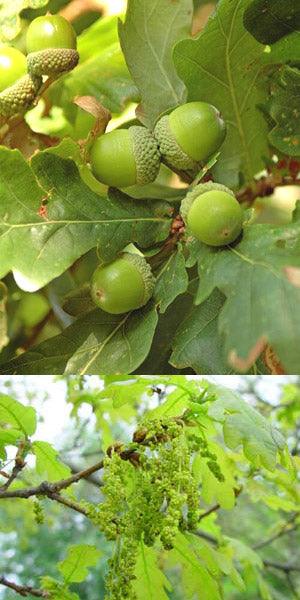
[
  {"left": 0, "top": 46, "right": 42, "bottom": 118},
  {"left": 26, "top": 14, "right": 79, "bottom": 76},
  {"left": 90, "top": 126, "right": 161, "bottom": 188},
  {"left": 91, "top": 252, "right": 155, "bottom": 314},
  {"left": 0, "top": 47, "right": 27, "bottom": 92},
  {"left": 181, "top": 182, "right": 243, "bottom": 247},
  {"left": 154, "top": 101, "right": 226, "bottom": 174}
]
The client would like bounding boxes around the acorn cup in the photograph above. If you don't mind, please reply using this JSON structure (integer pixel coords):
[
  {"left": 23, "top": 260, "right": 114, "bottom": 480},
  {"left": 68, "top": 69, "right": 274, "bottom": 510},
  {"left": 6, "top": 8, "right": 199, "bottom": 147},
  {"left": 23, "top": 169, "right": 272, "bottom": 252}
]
[
  {"left": 154, "top": 101, "right": 226, "bottom": 174},
  {"left": 0, "top": 47, "right": 42, "bottom": 118},
  {"left": 180, "top": 182, "right": 243, "bottom": 247},
  {"left": 26, "top": 14, "right": 79, "bottom": 77},
  {"left": 90, "top": 126, "right": 161, "bottom": 188},
  {"left": 91, "top": 252, "right": 156, "bottom": 314}
]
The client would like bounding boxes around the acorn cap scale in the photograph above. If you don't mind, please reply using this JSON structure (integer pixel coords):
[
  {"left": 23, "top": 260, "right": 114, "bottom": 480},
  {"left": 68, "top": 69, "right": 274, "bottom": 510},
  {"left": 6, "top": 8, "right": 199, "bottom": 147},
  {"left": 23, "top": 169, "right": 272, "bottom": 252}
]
[
  {"left": 154, "top": 102, "right": 226, "bottom": 174},
  {"left": 154, "top": 114, "right": 198, "bottom": 172},
  {"left": 27, "top": 48, "right": 79, "bottom": 76},
  {"left": 130, "top": 125, "right": 161, "bottom": 185},
  {"left": 26, "top": 14, "right": 78, "bottom": 77},
  {"left": 0, "top": 74, "right": 42, "bottom": 118}
]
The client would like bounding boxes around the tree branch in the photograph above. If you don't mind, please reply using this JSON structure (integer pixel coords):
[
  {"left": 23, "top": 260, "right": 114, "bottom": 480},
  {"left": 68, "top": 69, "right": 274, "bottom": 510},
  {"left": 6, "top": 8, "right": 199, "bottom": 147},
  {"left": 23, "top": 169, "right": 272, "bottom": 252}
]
[
  {"left": 253, "top": 513, "right": 299, "bottom": 550},
  {"left": 286, "top": 571, "right": 300, "bottom": 599},
  {"left": 198, "top": 487, "right": 242, "bottom": 521},
  {"left": 196, "top": 530, "right": 300, "bottom": 574},
  {"left": 0, "top": 458, "right": 105, "bottom": 501},
  {"left": 49, "top": 492, "right": 89, "bottom": 516},
  {"left": 59, "top": 0, "right": 103, "bottom": 22},
  {"left": 0, "top": 576, "right": 48, "bottom": 597},
  {"left": 237, "top": 166, "right": 300, "bottom": 204},
  {"left": 263, "top": 560, "right": 300, "bottom": 574},
  {"left": 0, "top": 413, "right": 194, "bottom": 502},
  {"left": 0, "top": 442, "right": 27, "bottom": 492}
]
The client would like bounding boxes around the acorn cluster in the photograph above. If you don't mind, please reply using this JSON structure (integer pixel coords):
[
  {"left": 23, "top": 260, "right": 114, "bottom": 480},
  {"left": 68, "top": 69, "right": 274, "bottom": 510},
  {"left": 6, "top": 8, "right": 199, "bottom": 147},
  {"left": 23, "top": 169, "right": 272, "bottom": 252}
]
[
  {"left": 83, "top": 416, "right": 224, "bottom": 600},
  {"left": 0, "top": 14, "right": 79, "bottom": 119},
  {"left": 88, "top": 101, "right": 244, "bottom": 315},
  {"left": 1, "top": 13, "right": 244, "bottom": 316},
  {"left": 89, "top": 101, "right": 227, "bottom": 189}
]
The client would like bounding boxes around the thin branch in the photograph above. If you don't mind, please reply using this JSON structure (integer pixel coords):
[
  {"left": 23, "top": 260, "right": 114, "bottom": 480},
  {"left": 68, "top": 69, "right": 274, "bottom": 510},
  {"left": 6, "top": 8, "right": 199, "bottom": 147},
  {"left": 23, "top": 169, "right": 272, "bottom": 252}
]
[
  {"left": 198, "top": 487, "right": 242, "bottom": 521},
  {"left": 253, "top": 513, "right": 299, "bottom": 550},
  {"left": 195, "top": 529, "right": 218, "bottom": 545},
  {"left": 286, "top": 572, "right": 300, "bottom": 599},
  {"left": 196, "top": 530, "right": 300, "bottom": 574},
  {"left": 0, "top": 413, "right": 194, "bottom": 502},
  {"left": 0, "top": 442, "right": 27, "bottom": 492},
  {"left": 66, "top": 460, "right": 103, "bottom": 487},
  {"left": 59, "top": 0, "right": 103, "bottom": 22},
  {"left": 0, "top": 458, "right": 105, "bottom": 500},
  {"left": 198, "top": 502, "right": 221, "bottom": 520},
  {"left": 0, "top": 576, "right": 48, "bottom": 598},
  {"left": 264, "top": 560, "right": 300, "bottom": 574},
  {"left": 50, "top": 492, "right": 89, "bottom": 516},
  {"left": 237, "top": 169, "right": 300, "bottom": 204}
]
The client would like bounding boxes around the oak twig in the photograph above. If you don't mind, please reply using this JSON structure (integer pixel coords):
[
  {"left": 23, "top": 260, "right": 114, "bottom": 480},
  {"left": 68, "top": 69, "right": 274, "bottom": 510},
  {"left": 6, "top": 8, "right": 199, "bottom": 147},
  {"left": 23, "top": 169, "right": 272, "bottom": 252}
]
[
  {"left": 253, "top": 513, "right": 299, "bottom": 550},
  {"left": 0, "top": 576, "right": 48, "bottom": 597}
]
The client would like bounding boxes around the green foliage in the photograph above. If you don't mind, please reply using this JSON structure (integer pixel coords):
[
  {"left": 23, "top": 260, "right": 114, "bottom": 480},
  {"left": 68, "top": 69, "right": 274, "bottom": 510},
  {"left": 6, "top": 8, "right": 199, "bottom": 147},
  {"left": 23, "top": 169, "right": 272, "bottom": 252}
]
[
  {"left": 0, "top": 0, "right": 299, "bottom": 374},
  {"left": 133, "top": 543, "right": 171, "bottom": 600},
  {"left": 0, "top": 304, "right": 158, "bottom": 374},
  {"left": 58, "top": 544, "right": 101, "bottom": 583},
  {"left": 154, "top": 245, "right": 189, "bottom": 314},
  {"left": 0, "top": 393, "right": 36, "bottom": 435},
  {"left": 267, "top": 66, "right": 300, "bottom": 156},
  {"left": 118, "top": 0, "right": 192, "bottom": 128},
  {"left": 0, "top": 148, "right": 171, "bottom": 292},
  {"left": 206, "top": 384, "right": 285, "bottom": 470},
  {"left": 0, "top": 283, "right": 8, "bottom": 352},
  {"left": 0, "top": 0, "right": 48, "bottom": 41},
  {"left": 0, "top": 375, "right": 299, "bottom": 600},
  {"left": 32, "top": 441, "right": 71, "bottom": 480},
  {"left": 243, "top": 0, "right": 300, "bottom": 45}
]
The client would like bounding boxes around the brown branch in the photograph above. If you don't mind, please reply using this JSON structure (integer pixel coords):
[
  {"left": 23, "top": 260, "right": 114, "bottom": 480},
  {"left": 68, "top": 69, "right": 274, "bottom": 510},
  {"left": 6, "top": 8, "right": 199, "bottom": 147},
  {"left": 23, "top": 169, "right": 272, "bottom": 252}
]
[
  {"left": 59, "top": 0, "right": 103, "bottom": 22},
  {"left": 237, "top": 170, "right": 300, "bottom": 204},
  {"left": 67, "top": 461, "right": 103, "bottom": 487},
  {"left": 198, "top": 487, "right": 242, "bottom": 521},
  {"left": 0, "top": 576, "right": 48, "bottom": 598},
  {"left": 0, "top": 442, "right": 27, "bottom": 492},
  {"left": 49, "top": 492, "right": 89, "bottom": 516},
  {"left": 0, "top": 458, "right": 105, "bottom": 501}
]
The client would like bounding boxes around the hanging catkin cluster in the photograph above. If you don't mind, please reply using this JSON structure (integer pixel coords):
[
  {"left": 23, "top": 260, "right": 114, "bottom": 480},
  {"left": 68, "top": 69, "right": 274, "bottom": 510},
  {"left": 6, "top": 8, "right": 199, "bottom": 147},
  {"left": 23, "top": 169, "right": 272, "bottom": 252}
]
[{"left": 83, "top": 415, "right": 224, "bottom": 600}]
